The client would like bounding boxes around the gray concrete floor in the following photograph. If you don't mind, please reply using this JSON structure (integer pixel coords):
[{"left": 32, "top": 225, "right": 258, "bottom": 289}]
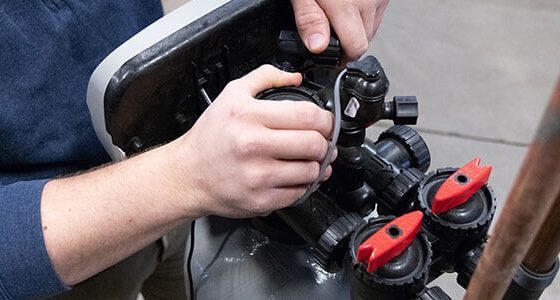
[{"left": 367, "top": 0, "right": 560, "bottom": 298}]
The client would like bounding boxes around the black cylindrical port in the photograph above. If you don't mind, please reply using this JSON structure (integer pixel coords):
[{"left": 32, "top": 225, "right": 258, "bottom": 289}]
[
  {"left": 361, "top": 141, "right": 401, "bottom": 193},
  {"left": 382, "top": 96, "right": 419, "bottom": 125},
  {"left": 272, "top": 191, "right": 364, "bottom": 271},
  {"left": 457, "top": 244, "right": 560, "bottom": 299},
  {"left": 416, "top": 168, "right": 496, "bottom": 272},
  {"left": 324, "top": 144, "right": 377, "bottom": 215},
  {"left": 415, "top": 286, "right": 452, "bottom": 300},
  {"left": 369, "top": 137, "right": 415, "bottom": 170},
  {"left": 356, "top": 126, "right": 429, "bottom": 215},
  {"left": 503, "top": 259, "right": 559, "bottom": 300},
  {"left": 377, "top": 168, "right": 424, "bottom": 216},
  {"left": 275, "top": 191, "right": 345, "bottom": 245},
  {"left": 251, "top": 190, "right": 342, "bottom": 245},
  {"left": 345, "top": 216, "right": 432, "bottom": 300},
  {"left": 455, "top": 243, "right": 484, "bottom": 289},
  {"left": 362, "top": 126, "right": 430, "bottom": 191},
  {"left": 375, "top": 125, "right": 431, "bottom": 173}
]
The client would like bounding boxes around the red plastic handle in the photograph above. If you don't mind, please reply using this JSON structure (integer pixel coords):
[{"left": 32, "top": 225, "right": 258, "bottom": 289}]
[
  {"left": 357, "top": 211, "right": 423, "bottom": 273},
  {"left": 432, "top": 157, "right": 492, "bottom": 214}
]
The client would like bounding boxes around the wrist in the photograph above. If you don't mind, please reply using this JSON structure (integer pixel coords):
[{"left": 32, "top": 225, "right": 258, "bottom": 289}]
[{"left": 156, "top": 135, "right": 211, "bottom": 219}]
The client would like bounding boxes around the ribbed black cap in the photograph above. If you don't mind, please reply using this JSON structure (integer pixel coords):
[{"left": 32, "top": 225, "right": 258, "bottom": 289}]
[
  {"left": 379, "top": 125, "right": 431, "bottom": 173},
  {"left": 378, "top": 168, "right": 424, "bottom": 215},
  {"left": 313, "top": 213, "right": 365, "bottom": 272}
]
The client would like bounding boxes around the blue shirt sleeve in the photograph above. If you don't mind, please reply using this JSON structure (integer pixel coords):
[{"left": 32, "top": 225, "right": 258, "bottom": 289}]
[
  {"left": 0, "top": 180, "right": 69, "bottom": 299},
  {"left": 0, "top": 1, "right": 163, "bottom": 298}
]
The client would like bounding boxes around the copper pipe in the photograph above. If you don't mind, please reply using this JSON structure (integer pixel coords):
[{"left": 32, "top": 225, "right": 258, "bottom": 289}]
[
  {"left": 465, "top": 77, "right": 560, "bottom": 300},
  {"left": 523, "top": 191, "right": 560, "bottom": 273}
]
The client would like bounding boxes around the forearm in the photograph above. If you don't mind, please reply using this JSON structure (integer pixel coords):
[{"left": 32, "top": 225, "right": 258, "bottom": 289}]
[
  {"left": 39, "top": 65, "right": 335, "bottom": 288},
  {"left": 41, "top": 141, "right": 198, "bottom": 286}
]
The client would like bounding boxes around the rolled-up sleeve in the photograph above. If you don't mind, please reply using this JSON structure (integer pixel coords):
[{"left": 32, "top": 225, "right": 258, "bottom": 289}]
[{"left": 0, "top": 180, "right": 69, "bottom": 299}]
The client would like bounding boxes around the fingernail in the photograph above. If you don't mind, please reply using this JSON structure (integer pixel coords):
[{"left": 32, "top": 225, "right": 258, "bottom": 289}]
[{"left": 307, "top": 33, "right": 325, "bottom": 51}]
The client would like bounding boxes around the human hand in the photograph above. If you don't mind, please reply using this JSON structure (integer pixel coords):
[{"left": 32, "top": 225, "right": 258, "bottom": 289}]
[
  {"left": 171, "top": 65, "right": 335, "bottom": 218},
  {"left": 291, "top": 0, "right": 389, "bottom": 60}
]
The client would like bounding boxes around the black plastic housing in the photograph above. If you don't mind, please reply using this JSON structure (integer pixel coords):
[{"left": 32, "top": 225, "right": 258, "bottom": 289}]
[{"left": 104, "top": 0, "right": 294, "bottom": 155}]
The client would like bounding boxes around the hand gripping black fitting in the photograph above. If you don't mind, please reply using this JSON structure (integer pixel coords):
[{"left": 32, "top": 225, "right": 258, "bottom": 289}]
[
  {"left": 100, "top": 4, "right": 517, "bottom": 299},
  {"left": 250, "top": 29, "right": 499, "bottom": 300}
]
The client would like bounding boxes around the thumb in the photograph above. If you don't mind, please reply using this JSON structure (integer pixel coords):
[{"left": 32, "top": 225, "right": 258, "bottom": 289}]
[
  {"left": 234, "top": 65, "right": 302, "bottom": 97},
  {"left": 291, "top": 0, "right": 330, "bottom": 53}
]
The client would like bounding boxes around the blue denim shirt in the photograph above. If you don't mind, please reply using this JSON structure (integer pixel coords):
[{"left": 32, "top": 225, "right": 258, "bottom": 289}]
[{"left": 0, "top": 1, "right": 162, "bottom": 298}]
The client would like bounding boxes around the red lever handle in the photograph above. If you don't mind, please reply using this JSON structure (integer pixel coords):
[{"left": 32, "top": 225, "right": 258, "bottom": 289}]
[
  {"left": 357, "top": 211, "right": 423, "bottom": 273},
  {"left": 432, "top": 157, "right": 492, "bottom": 214}
]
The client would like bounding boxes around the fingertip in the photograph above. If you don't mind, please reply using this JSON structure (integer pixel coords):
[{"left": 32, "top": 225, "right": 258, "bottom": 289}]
[
  {"left": 291, "top": 0, "right": 330, "bottom": 54},
  {"left": 330, "top": 147, "right": 338, "bottom": 163},
  {"left": 345, "top": 38, "right": 369, "bottom": 61},
  {"left": 244, "top": 65, "right": 305, "bottom": 96},
  {"left": 267, "top": 64, "right": 303, "bottom": 85},
  {"left": 320, "top": 2, "right": 369, "bottom": 60},
  {"left": 255, "top": 64, "right": 278, "bottom": 73},
  {"left": 289, "top": 72, "right": 304, "bottom": 86},
  {"left": 322, "top": 165, "right": 333, "bottom": 181}
]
